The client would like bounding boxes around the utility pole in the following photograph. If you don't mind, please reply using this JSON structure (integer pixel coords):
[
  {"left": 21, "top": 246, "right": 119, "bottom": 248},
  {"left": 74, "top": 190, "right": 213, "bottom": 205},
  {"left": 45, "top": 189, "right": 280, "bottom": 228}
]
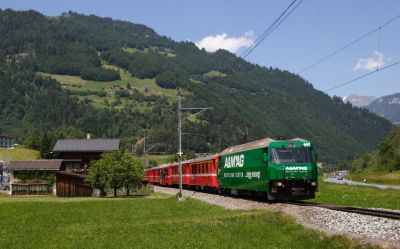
[
  {"left": 143, "top": 134, "right": 146, "bottom": 169},
  {"left": 177, "top": 92, "right": 212, "bottom": 198},
  {"left": 177, "top": 93, "right": 183, "bottom": 197}
]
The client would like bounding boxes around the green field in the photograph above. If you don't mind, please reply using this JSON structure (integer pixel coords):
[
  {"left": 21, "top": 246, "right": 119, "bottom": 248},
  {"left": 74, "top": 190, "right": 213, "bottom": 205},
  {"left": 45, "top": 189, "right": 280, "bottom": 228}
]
[
  {"left": 37, "top": 63, "right": 179, "bottom": 109},
  {"left": 0, "top": 147, "right": 40, "bottom": 161},
  {"left": 0, "top": 194, "right": 376, "bottom": 249},
  {"left": 346, "top": 171, "right": 400, "bottom": 186},
  {"left": 122, "top": 46, "right": 176, "bottom": 57},
  {"left": 203, "top": 70, "right": 227, "bottom": 77},
  {"left": 38, "top": 68, "right": 178, "bottom": 98},
  {"left": 309, "top": 180, "right": 400, "bottom": 210}
]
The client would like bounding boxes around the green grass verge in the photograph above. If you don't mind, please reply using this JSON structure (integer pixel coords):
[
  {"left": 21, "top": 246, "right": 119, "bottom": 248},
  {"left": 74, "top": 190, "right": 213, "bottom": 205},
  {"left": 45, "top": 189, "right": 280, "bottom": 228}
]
[
  {"left": 309, "top": 180, "right": 400, "bottom": 210},
  {"left": 346, "top": 171, "right": 400, "bottom": 186},
  {"left": 0, "top": 195, "right": 376, "bottom": 249},
  {"left": 0, "top": 147, "right": 40, "bottom": 160}
]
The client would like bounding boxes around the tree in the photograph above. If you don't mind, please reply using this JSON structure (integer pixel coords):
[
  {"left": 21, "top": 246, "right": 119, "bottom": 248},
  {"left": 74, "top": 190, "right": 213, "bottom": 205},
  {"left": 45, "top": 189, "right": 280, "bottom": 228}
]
[
  {"left": 86, "top": 151, "right": 144, "bottom": 197},
  {"left": 86, "top": 153, "right": 112, "bottom": 196},
  {"left": 105, "top": 151, "right": 125, "bottom": 197},
  {"left": 121, "top": 153, "right": 144, "bottom": 196}
]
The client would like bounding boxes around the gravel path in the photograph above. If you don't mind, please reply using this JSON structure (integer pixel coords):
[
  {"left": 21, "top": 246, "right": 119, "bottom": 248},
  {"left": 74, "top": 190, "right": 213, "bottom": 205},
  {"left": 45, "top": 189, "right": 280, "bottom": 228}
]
[
  {"left": 325, "top": 177, "right": 400, "bottom": 191},
  {"left": 153, "top": 186, "right": 400, "bottom": 249}
]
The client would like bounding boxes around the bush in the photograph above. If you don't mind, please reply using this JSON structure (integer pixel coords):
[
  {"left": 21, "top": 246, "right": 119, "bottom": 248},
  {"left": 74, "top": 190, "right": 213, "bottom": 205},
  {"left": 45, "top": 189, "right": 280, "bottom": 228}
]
[
  {"left": 155, "top": 71, "right": 179, "bottom": 89},
  {"left": 80, "top": 67, "right": 121, "bottom": 82}
]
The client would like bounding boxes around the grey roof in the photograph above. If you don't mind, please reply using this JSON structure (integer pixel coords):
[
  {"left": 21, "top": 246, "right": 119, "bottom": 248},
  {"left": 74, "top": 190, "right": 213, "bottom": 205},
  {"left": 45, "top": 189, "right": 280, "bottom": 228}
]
[
  {"left": 8, "top": 160, "right": 63, "bottom": 171},
  {"left": 53, "top": 139, "right": 120, "bottom": 152}
]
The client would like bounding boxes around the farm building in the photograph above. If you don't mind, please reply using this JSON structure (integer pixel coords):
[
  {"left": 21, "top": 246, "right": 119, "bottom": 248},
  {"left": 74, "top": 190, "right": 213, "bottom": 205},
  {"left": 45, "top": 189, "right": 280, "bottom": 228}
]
[
  {"left": 53, "top": 137, "right": 120, "bottom": 173},
  {"left": 52, "top": 137, "right": 120, "bottom": 197},
  {"left": 8, "top": 160, "right": 63, "bottom": 195}
]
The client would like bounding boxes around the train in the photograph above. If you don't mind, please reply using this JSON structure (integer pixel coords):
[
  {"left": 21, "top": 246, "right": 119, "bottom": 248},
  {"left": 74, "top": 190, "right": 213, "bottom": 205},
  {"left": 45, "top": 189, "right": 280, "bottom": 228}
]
[{"left": 144, "top": 137, "right": 318, "bottom": 200}]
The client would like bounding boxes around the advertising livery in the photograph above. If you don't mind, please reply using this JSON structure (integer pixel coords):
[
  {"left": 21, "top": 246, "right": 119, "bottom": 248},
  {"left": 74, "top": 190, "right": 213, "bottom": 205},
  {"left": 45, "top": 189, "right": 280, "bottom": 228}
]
[
  {"left": 218, "top": 138, "right": 318, "bottom": 200},
  {"left": 145, "top": 137, "right": 318, "bottom": 201}
]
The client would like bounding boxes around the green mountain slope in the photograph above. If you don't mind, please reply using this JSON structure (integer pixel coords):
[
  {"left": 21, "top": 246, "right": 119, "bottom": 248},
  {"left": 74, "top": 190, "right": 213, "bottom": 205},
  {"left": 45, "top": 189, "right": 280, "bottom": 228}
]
[
  {"left": 352, "top": 126, "right": 400, "bottom": 172},
  {"left": 0, "top": 9, "right": 393, "bottom": 163}
]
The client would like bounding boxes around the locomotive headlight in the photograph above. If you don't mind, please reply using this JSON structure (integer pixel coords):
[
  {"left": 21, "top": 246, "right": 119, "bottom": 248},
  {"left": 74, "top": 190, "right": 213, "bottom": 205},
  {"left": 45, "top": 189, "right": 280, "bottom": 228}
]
[
  {"left": 310, "top": 181, "right": 317, "bottom": 186},
  {"left": 275, "top": 182, "right": 283, "bottom": 187}
]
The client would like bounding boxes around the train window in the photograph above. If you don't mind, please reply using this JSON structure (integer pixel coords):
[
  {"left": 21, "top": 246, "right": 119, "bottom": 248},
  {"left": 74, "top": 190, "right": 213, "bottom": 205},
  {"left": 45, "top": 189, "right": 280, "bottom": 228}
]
[{"left": 202, "top": 164, "right": 205, "bottom": 173}]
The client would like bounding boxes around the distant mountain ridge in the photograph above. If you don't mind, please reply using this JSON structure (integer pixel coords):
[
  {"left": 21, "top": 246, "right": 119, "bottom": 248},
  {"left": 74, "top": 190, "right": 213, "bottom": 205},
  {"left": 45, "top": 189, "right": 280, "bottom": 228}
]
[
  {"left": 368, "top": 93, "right": 400, "bottom": 124},
  {"left": 343, "top": 94, "right": 377, "bottom": 107}
]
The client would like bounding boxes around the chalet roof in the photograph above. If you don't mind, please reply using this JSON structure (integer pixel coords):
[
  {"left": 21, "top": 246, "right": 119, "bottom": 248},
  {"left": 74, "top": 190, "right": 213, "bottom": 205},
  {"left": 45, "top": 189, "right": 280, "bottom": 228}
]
[
  {"left": 8, "top": 160, "right": 63, "bottom": 171},
  {"left": 53, "top": 139, "right": 120, "bottom": 152}
]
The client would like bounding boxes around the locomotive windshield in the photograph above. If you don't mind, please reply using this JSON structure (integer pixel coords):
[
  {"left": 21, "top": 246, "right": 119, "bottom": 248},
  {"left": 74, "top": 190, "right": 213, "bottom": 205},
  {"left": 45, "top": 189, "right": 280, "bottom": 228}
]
[{"left": 270, "top": 147, "right": 314, "bottom": 164}]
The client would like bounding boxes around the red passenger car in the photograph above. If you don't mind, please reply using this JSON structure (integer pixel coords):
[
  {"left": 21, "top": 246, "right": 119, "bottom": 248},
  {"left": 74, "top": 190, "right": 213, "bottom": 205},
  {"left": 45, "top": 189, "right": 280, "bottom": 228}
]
[{"left": 144, "top": 155, "right": 219, "bottom": 190}]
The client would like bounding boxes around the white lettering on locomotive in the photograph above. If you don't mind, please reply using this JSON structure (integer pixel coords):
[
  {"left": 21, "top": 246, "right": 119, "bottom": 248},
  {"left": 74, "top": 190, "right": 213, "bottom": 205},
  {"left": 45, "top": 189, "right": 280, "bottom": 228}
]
[
  {"left": 285, "top": 166, "right": 308, "bottom": 171},
  {"left": 224, "top": 154, "right": 244, "bottom": 168}
]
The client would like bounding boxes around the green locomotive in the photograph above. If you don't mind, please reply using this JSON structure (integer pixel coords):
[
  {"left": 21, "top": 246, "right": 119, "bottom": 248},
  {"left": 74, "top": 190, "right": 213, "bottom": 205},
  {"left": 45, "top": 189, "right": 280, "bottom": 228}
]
[{"left": 218, "top": 138, "right": 318, "bottom": 200}]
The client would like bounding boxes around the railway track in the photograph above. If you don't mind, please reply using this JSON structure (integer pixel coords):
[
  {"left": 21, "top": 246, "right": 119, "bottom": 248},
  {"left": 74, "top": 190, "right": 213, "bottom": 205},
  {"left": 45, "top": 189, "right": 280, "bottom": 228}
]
[
  {"left": 287, "top": 201, "right": 400, "bottom": 220},
  {"left": 152, "top": 184, "right": 400, "bottom": 220}
]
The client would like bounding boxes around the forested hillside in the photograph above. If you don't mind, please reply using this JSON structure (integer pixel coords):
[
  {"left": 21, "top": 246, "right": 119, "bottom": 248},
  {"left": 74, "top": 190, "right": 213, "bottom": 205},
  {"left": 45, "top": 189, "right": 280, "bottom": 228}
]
[
  {"left": 0, "top": 9, "right": 393, "bottom": 163},
  {"left": 352, "top": 126, "right": 400, "bottom": 172}
]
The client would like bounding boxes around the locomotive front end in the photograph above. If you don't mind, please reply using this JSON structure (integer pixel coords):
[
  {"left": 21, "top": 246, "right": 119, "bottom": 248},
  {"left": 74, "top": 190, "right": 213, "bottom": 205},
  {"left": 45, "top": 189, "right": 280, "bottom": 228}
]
[{"left": 267, "top": 140, "right": 318, "bottom": 200}]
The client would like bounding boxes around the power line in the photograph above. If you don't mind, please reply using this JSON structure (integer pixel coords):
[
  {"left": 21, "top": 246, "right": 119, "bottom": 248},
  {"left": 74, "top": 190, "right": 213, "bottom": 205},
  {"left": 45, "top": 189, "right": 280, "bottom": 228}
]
[
  {"left": 237, "top": 0, "right": 298, "bottom": 59},
  {"left": 299, "top": 59, "right": 400, "bottom": 104},
  {"left": 227, "top": 0, "right": 304, "bottom": 71},
  {"left": 240, "top": 0, "right": 304, "bottom": 60},
  {"left": 298, "top": 14, "right": 400, "bottom": 74},
  {"left": 323, "top": 60, "right": 400, "bottom": 94}
]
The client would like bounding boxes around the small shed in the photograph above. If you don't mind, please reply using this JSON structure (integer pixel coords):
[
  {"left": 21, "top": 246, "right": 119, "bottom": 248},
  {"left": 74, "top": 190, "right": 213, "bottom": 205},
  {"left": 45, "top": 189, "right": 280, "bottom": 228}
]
[{"left": 8, "top": 160, "right": 63, "bottom": 195}]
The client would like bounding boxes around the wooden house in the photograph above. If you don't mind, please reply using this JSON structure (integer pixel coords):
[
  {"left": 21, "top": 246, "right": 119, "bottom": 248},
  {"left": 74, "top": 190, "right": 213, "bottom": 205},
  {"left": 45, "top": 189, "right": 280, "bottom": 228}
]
[{"left": 52, "top": 137, "right": 120, "bottom": 197}]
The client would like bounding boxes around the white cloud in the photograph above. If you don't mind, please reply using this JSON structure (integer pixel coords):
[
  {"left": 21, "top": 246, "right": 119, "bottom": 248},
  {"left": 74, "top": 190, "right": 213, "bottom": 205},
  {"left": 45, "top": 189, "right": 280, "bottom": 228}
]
[
  {"left": 195, "top": 31, "right": 254, "bottom": 53},
  {"left": 353, "top": 51, "right": 385, "bottom": 71}
]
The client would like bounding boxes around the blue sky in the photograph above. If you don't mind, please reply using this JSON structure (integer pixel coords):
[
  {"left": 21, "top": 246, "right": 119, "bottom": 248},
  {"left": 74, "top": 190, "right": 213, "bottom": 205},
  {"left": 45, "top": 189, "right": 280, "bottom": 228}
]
[{"left": 1, "top": 0, "right": 399, "bottom": 97}]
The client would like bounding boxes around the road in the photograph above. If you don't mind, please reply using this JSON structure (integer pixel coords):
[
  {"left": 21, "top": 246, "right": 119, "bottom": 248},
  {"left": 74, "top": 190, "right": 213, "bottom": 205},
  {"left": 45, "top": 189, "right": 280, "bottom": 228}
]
[{"left": 325, "top": 177, "right": 400, "bottom": 191}]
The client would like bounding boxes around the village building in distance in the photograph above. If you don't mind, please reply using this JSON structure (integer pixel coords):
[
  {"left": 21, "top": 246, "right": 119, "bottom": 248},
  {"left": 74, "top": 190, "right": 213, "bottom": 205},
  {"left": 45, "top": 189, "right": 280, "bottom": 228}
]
[
  {"left": 6, "top": 133, "right": 120, "bottom": 197},
  {"left": 0, "top": 134, "right": 13, "bottom": 148}
]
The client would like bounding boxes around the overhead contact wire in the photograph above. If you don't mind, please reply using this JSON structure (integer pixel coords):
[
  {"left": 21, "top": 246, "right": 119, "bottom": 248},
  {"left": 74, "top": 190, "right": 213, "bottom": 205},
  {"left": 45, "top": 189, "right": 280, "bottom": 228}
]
[{"left": 298, "top": 14, "right": 400, "bottom": 74}]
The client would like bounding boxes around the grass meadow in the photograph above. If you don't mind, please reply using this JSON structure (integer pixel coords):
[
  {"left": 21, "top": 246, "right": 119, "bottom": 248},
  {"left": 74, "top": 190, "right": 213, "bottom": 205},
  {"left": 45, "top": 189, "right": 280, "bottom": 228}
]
[
  {"left": 0, "top": 147, "right": 40, "bottom": 160},
  {"left": 308, "top": 180, "right": 400, "bottom": 210},
  {"left": 346, "top": 171, "right": 400, "bottom": 186},
  {"left": 0, "top": 193, "right": 377, "bottom": 249}
]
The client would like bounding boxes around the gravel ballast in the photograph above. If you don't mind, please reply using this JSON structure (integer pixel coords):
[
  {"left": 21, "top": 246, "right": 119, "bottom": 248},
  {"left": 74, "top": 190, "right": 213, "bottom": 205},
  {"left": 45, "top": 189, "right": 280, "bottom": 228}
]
[{"left": 153, "top": 186, "right": 400, "bottom": 249}]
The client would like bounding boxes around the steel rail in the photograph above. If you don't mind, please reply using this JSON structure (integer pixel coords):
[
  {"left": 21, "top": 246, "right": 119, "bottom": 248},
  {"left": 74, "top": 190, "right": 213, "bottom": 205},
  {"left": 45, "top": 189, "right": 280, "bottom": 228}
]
[{"left": 287, "top": 202, "right": 400, "bottom": 220}]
